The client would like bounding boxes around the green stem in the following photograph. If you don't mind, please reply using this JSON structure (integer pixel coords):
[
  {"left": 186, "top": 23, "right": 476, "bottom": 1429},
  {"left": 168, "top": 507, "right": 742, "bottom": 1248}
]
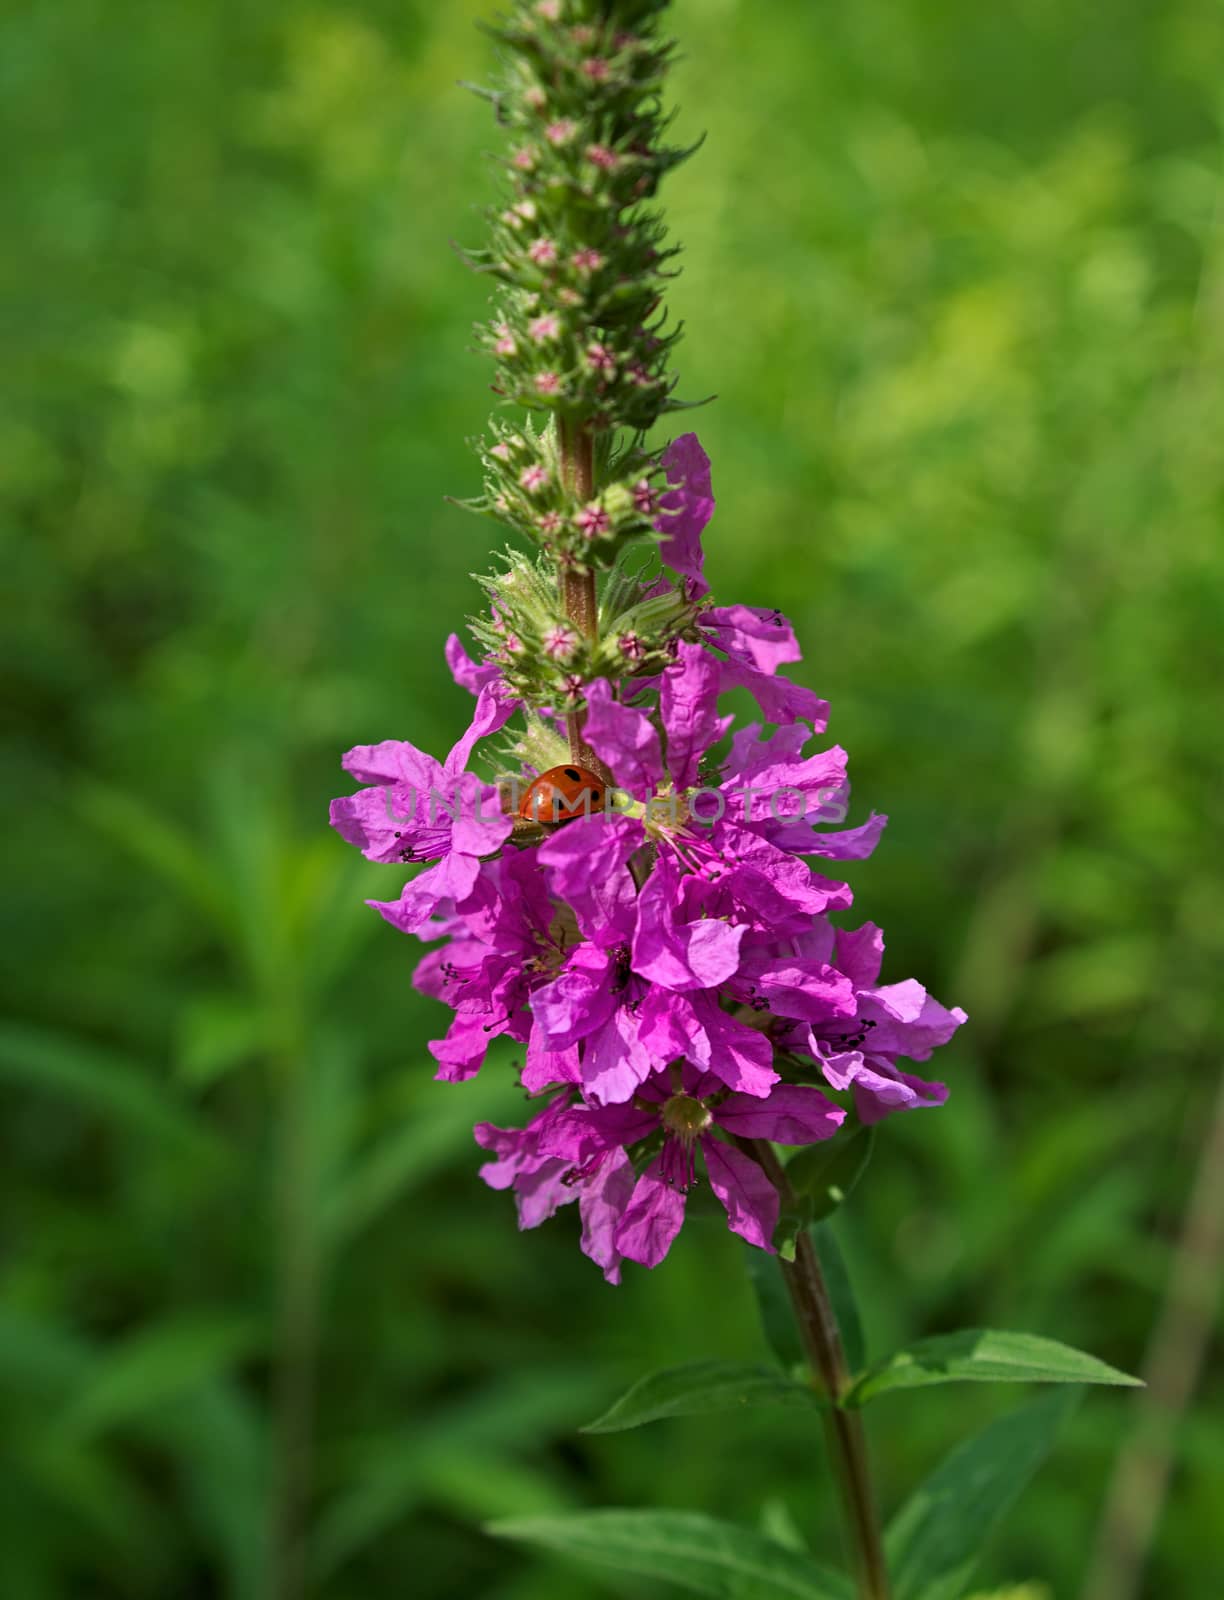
[{"left": 754, "top": 1141, "right": 892, "bottom": 1600}]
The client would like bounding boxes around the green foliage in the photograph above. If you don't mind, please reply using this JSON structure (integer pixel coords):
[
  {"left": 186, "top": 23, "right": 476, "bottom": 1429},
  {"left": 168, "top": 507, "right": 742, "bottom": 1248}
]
[
  {"left": 846, "top": 1329, "right": 1141, "bottom": 1408},
  {"left": 787, "top": 1124, "right": 877, "bottom": 1222},
  {"left": 489, "top": 1509, "right": 854, "bottom": 1599},
  {"left": 582, "top": 1360, "right": 822, "bottom": 1433},
  {"left": 886, "top": 1392, "right": 1079, "bottom": 1600},
  {"left": 4, "top": 0, "right": 1222, "bottom": 1595}
]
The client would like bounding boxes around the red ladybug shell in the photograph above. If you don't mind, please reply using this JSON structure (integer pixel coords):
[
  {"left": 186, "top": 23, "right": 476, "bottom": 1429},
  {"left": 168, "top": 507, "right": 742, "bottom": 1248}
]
[{"left": 518, "top": 764, "right": 606, "bottom": 825}]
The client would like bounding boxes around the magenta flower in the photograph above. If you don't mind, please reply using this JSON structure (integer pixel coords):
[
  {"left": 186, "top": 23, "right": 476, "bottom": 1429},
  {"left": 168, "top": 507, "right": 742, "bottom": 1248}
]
[
  {"left": 805, "top": 922, "right": 966, "bottom": 1123},
  {"left": 528, "top": 314, "right": 560, "bottom": 343},
  {"left": 519, "top": 463, "right": 550, "bottom": 492},
  {"left": 413, "top": 849, "right": 559, "bottom": 1081},
  {"left": 526, "top": 831, "right": 771, "bottom": 1104},
  {"left": 475, "top": 1094, "right": 635, "bottom": 1284},
  {"left": 575, "top": 503, "right": 611, "bottom": 539},
  {"left": 654, "top": 433, "right": 713, "bottom": 597},
  {"left": 528, "top": 237, "right": 558, "bottom": 265},
  {"left": 539, "top": 1065, "right": 845, "bottom": 1267},
  {"left": 445, "top": 633, "right": 501, "bottom": 696},
  {"left": 570, "top": 644, "right": 881, "bottom": 935},
  {"left": 328, "top": 684, "right": 517, "bottom": 935},
  {"left": 543, "top": 624, "right": 578, "bottom": 660}
]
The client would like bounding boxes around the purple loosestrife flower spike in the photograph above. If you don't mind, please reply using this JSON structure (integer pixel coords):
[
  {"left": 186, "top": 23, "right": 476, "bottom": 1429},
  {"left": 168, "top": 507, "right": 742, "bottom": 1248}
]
[{"left": 328, "top": 0, "right": 966, "bottom": 1282}]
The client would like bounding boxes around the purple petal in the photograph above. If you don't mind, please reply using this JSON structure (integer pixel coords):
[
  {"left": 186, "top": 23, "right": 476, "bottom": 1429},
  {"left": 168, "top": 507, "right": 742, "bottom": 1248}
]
[
  {"left": 428, "top": 1013, "right": 500, "bottom": 1082},
  {"left": 531, "top": 945, "right": 618, "bottom": 1049},
  {"left": 341, "top": 738, "right": 443, "bottom": 792},
  {"left": 447, "top": 771, "right": 515, "bottom": 860},
  {"left": 579, "top": 1150, "right": 636, "bottom": 1284},
  {"left": 704, "top": 604, "right": 802, "bottom": 674},
  {"left": 686, "top": 995, "right": 778, "bottom": 1098},
  {"left": 660, "top": 642, "right": 725, "bottom": 791},
  {"left": 369, "top": 852, "right": 483, "bottom": 936},
  {"left": 853, "top": 1061, "right": 950, "bottom": 1125},
  {"left": 753, "top": 959, "right": 856, "bottom": 1024},
  {"left": 790, "top": 812, "right": 889, "bottom": 862},
  {"left": 862, "top": 987, "right": 967, "bottom": 1061},
  {"left": 719, "top": 658, "right": 829, "bottom": 730},
  {"left": 655, "top": 433, "right": 713, "bottom": 598},
  {"left": 580, "top": 1003, "right": 659, "bottom": 1105},
  {"left": 444, "top": 682, "right": 519, "bottom": 777},
  {"left": 538, "top": 1102, "right": 656, "bottom": 1164},
  {"left": 715, "top": 1085, "right": 845, "bottom": 1144},
  {"left": 446, "top": 633, "right": 501, "bottom": 695},
  {"left": 701, "top": 1138, "right": 778, "bottom": 1252},
  {"left": 328, "top": 787, "right": 412, "bottom": 864},
  {"left": 583, "top": 680, "right": 664, "bottom": 797},
  {"left": 834, "top": 923, "right": 885, "bottom": 989},
  {"left": 520, "top": 1031, "right": 582, "bottom": 1094},
  {"left": 614, "top": 1167, "right": 688, "bottom": 1267},
  {"left": 633, "top": 862, "right": 746, "bottom": 992},
  {"left": 537, "top": 815, "right": 642, "bottom": 941}
]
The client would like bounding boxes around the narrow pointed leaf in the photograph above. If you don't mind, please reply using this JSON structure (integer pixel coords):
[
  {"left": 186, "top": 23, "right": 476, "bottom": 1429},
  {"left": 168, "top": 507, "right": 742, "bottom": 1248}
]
[
  {"left": 846, "top": 1328, "right": 1142, "bottom": 1407},
  {"left": 886, "top": 1390, "right": 1079, "bottom": 1600},
  {"left": 55, "top": 1316, "right": 261, "bottom": 1441},
  {"left": 582, "top": 1361, "right": 822, "bottom": 1433},
  {"left": 0, "top": 1025, "right": 225, "bottom": 1165},
  {"left": 811, "top": 1222, "right": 866, "bottom": 1378},
  {"left": 744, "top": 1243, "right": 805, "bottom": 1371},
  {"left": 787, "top": 1125, "right": 876, "bottom": 1221},
  {"left": 489, "top": 1510, "right": 853, "bottom": 1600}
]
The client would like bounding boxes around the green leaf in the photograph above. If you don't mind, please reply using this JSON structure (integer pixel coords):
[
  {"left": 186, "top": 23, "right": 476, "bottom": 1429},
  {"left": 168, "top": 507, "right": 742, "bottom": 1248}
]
[
  {"left": 787, "top": 1125, "right": 876, "bottom": 1221},
  {"left": 812, "top": 1222, "right": 866, "bottom": 1378},
  {"left": 582, "top": 1361, "right": 822, "bottom": 1433},
  {"left": 846, "top": 1328, "right": 1142, "bottom": 1407},
  {"left": 489, "top": 1510, "right": 853, "bottom": 1600},
  {"left": 886, "top": 1390, "right": 1079, "bottom": 1600},
  {"left": 54, "top": 1315, "right": 261, "bottom": 1441},
  {"left": 0, "top": 1024, "right": 225, "bottom": 1166},
  {"left": 744, "top": 1243, "right": 804, "bottom": 1372}
]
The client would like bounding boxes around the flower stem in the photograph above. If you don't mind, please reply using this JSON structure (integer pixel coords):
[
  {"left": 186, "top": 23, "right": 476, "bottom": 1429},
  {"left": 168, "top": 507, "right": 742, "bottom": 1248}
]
[
  {"left": 557, "top": 418, "right": 611, "bottom": 779},
  {"left": 753, "top": 1140, "right": 892, "bottom": 1600}
]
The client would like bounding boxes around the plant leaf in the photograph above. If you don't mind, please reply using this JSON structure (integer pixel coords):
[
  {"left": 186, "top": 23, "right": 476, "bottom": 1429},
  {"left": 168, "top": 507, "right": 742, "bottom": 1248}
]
[
  {"left": 886, "top": 1390, "right": 1079, "bottom": 1600},
  {"left": 846, "top": 1328, "right": 1142, "bottom": 1407},
  {"left": 489, "top": 1509, "right": 853, "bottom": 1600},
  {"left": 811, "top": 1222, "right": 866, "bottom": 1378},
  {"left": 54, "top": 1315, "right": 261, "bottom": 1442},
  {"left": 582, "top": 1361, "right": 822, "bottom": 1433},
  {"left": 0, "top": 1024, "right": 225, "bottom": 1165},
  {"left": 744, "top": 1243, "right": 805, "bottom": 1372},
  {"left": 787, "top": 1125, "right": 876, "bottom": 1221}
]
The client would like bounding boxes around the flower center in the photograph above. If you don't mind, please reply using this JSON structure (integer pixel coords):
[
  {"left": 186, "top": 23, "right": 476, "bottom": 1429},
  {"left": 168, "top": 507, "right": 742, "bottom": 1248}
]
[
  {"left": 640, "top": 785, "right": 691, "bottom": 841},
  {"left": 660, "top": 1092, "right": 713, "bottom": 1142}
]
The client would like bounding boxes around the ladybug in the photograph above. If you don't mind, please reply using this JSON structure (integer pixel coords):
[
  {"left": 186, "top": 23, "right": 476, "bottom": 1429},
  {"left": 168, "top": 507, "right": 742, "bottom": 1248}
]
[{"left": 518, "top": 764, "right": 606, "bottom": 825}]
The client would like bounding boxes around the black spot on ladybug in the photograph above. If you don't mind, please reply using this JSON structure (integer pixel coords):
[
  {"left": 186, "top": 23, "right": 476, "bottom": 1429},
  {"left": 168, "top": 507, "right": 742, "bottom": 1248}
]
[{"left": 564, "top": 767, "right": 581, "bottom": 781}]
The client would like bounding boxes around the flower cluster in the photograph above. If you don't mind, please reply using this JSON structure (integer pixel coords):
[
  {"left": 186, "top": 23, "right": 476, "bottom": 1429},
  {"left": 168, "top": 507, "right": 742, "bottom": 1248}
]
[
  {"left": 458, "top": 0, "right": 697, "bottom": 570},
  {"left": 330, "top": 437, "right": 966, "bottom": 1281},
  {"left": 331, "top": 1, "right": 964, "bottom": 1283}
]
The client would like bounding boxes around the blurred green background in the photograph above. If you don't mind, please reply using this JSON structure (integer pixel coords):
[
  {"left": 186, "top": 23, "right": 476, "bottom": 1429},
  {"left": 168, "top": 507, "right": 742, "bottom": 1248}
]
[{"left": 4, "top": 0, "right": 1223, "bottom": 1595}]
